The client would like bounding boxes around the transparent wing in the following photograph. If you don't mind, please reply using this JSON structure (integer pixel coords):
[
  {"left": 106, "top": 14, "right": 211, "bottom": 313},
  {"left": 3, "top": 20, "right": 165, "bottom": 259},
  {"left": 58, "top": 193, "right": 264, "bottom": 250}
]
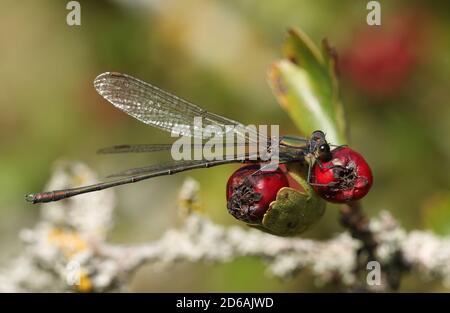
[
  {"left": 106, "top": 149, "right": 299, "bottom": 179},
  {"left": 94, "top": 72, "right": 261, "bottom": 142},
  {"left": 98, "top": 144, "right": 175, "bottom": 154},
  {"left": 106, "top": 158, "right": 247, "bottom": 178},
  {"left": 97, "top": 142, "right": 256, "bottom": 154}
]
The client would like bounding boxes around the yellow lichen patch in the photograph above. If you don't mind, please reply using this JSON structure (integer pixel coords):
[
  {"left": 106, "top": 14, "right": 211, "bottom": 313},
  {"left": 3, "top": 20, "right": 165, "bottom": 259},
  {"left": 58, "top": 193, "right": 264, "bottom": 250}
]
[
  {"left": 178, "top": 198, "right": 203, "bottom": 216},
  {"left": 178, "top": 178, "right": 203, "bottom": 216},
  {"left": 76, "top": 269, "right": 92, "bottom": 293},
  {"left": 72, "top": 173, "right": 88, "bottom": 187},
  {"left": 48, "top": 228, "right": 88, "bottom": 258}
]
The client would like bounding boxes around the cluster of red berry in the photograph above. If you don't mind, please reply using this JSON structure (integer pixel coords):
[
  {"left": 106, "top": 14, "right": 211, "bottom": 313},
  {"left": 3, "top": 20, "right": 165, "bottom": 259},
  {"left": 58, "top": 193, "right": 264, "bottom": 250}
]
[{"left": 226, "top": 146, "right": 373, "bottom": 224}]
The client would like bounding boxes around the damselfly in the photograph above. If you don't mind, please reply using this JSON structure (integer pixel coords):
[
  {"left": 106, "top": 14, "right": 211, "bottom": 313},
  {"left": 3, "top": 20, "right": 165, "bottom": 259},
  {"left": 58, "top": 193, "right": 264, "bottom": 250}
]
[{"left": 26, "top": 72, "right": 333, "bottom": 204}]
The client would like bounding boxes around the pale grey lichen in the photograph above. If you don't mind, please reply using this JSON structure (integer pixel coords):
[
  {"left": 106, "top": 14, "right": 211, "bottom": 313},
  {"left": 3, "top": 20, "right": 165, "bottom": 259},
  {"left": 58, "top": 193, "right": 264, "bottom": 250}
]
[
  {"left": 371, "top": 211, "right": 407, "bottom": 264},
  {"left": 402, "top": 231, "right": 450, "bottom": 288}
]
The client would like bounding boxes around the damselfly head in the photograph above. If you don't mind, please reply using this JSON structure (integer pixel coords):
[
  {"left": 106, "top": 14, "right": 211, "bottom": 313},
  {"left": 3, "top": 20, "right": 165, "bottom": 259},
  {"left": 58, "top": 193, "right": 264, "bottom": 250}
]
[{"left": 310, "top": 130, "right": 332, "bottom": 162}]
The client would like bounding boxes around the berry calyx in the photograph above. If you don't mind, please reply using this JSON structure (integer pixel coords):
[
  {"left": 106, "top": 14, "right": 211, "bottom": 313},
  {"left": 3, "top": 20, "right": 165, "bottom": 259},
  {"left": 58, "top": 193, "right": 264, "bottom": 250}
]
[
  {"left": 312, "top": 146, "right": 373, "bottom": 203},
  {"left": 226, "top": 164, "right": 289, "bottom": 223}
]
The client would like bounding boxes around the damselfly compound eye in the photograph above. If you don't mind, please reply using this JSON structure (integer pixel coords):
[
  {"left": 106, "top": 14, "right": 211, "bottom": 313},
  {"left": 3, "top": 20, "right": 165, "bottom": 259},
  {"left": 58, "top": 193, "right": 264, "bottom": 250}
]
[
  {"left": 312, "top": 146, "right": 373, "bottom": 203},
  {"left": 226, "top": 164, "right": 289, "bottom": 224},
  {"left": 318, "top": 143, "right": 332, "bottom": 162}
]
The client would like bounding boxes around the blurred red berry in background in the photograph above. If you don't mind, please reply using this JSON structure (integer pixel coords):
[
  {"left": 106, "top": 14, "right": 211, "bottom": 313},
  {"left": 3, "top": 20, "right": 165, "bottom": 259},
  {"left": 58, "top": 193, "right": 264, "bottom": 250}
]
[{"left": 340, "top": 9, "right": 429, "bottom": 97}]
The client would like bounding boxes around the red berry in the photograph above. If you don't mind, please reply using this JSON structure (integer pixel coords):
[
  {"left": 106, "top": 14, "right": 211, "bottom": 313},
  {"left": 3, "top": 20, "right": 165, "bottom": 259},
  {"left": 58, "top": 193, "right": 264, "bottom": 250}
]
[
  {"left": 312, "top": 147, "right": 373, "bottom": 203},
  {"left": 226, "top": 164, "right": 289, "bottom": 223}
]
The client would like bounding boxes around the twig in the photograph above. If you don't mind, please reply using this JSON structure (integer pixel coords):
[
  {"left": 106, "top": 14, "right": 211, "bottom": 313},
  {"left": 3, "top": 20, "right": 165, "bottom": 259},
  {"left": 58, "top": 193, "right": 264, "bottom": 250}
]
[{"left": 339, "top": 201, "right": 407, "bottom": 291}]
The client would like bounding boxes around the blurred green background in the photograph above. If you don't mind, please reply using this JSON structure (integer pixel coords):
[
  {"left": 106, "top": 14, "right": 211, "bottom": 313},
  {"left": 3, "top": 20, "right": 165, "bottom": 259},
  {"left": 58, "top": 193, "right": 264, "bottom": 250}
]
[{"left": 1, "top": 0, "right": 449, "bottom": 291}]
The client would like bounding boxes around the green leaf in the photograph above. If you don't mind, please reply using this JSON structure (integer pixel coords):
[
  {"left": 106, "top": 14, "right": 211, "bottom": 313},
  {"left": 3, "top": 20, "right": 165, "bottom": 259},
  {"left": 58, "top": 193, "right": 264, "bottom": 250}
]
[
  {"left": 268, "top": 27, "right": 347, "bottom": 145},
  {"left": 256, "top": 186, "right": 326, "bottom": 237},
  {"left": 422, "top": 192, "right": 450, "bottom": 235}
]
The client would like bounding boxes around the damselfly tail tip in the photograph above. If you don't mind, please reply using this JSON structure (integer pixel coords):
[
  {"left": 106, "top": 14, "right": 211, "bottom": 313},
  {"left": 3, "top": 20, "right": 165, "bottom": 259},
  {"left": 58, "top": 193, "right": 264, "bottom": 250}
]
[{"left": 25, "top": 193, "right": 37, "bottom": 203}]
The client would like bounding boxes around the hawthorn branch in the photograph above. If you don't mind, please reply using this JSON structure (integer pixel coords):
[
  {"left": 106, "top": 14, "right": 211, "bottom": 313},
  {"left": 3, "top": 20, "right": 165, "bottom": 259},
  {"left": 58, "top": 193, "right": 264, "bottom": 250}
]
[{"left": 340, "top": 201, "right": 407, "bottom": 291}]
